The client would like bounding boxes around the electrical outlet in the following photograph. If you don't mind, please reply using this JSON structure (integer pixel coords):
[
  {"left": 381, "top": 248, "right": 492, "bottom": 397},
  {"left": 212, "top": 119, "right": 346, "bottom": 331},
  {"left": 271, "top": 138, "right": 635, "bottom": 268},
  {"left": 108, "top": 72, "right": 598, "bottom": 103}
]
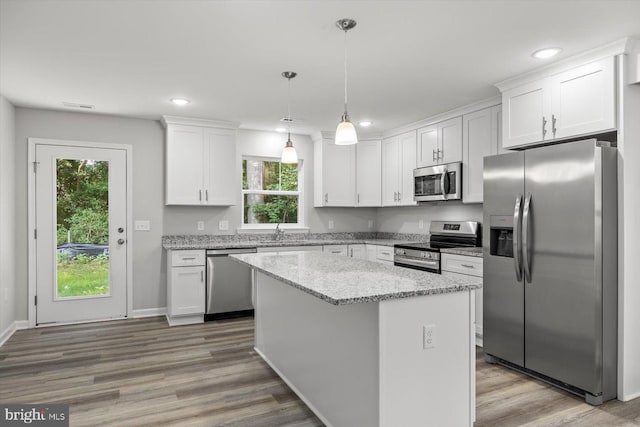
[
  {"left": 418, "top": 220, "right": 424, "bottom": 229},
  {"left": 423, "top": 324, "right": 436, "bottom": 349},
  {"left": 134, "top": 220, "right": 151, "bottom": 231},
  {"left": 328, "top": 220, "right": 335, "bottom": 230},
  {"left": 368, "top": 220, "right": 374, "bottom": 229},
  {"left": 197, "top": 221, "right": 205, "bottom": 231},
  {"left": 219, "top": 220, "right": 229, "bottom": 231}
]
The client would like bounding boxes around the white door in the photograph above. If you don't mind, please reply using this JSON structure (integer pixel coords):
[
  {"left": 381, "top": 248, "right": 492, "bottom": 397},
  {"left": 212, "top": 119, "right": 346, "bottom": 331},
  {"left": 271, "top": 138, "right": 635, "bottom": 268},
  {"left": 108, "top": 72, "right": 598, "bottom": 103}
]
[
  {"left": 417, "top": 125, "right": 438, "bottom": 167},
  {"left": 165, "top": 124, "right": 204, "bottom": 205},
  {"left": 203, "top": 127, "right": 236, "bottom": 205},
  {"left": 502, "top": 80, "right": 549, "bottom": 148},
  {"left": 35, "top": 144, "right": 128, "bottom": 325},
  {"left": 462, "top": 107, "right": 493, "bottom": 203},
  {"left": 381, "top": 136, "right": 399, "bottom": 206},
  {"left": 438, "top": 116, "right": 463, "bottom": 164},
  {"left": 323, "top": 141, "right": 356, "bottom": 206},
  {"left": 399, "top": 131, "right": 417, "bottom": 206}
]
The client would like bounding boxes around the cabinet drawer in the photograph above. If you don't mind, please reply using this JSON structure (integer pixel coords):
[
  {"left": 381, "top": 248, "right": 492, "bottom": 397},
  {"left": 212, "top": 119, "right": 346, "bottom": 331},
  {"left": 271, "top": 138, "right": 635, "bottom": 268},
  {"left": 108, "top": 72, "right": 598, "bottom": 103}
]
[
  {"left": 376, "top": 246, "right": 394, "bottom": 262},
  {"left": 441, "top": 254, "right": 483, "bottom": 277},
  {"left": 323, "top": 245, "right": 348, "bottom": 256},
  {"left": 171, "top": 250, "right": 205, "bottom": 267}
]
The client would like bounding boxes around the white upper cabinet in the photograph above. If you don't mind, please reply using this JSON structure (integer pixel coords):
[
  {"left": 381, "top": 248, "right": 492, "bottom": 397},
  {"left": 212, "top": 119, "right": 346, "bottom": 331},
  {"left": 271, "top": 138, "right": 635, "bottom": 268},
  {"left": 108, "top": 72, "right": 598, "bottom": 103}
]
[
  {"left": 462, "top": 105, "right": 502, "bottom": 203},
  {"left": 356, "top": 140, "right": 382, "bottom": 207},
  {"left": 382, "top": 131, "right": 417, "bottom": 207},
  {"left": 417, "top": 116, "right": 463, "bottom": 167},
  {"left": 314, "top": 136, "right": 356, "bottom": 207},
  {"left": 163, "top": 117, "right": 238, "bottom": 206},
  {"left": 501, "top": 57, "right": 615, "bottom": 149}
]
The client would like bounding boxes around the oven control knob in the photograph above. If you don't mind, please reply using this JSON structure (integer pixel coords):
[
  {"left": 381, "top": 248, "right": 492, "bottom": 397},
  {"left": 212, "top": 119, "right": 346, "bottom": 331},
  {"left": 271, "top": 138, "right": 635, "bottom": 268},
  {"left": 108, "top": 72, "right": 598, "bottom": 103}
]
[{"left": 396, "top": 249, "right": 405, "bottom": 255}]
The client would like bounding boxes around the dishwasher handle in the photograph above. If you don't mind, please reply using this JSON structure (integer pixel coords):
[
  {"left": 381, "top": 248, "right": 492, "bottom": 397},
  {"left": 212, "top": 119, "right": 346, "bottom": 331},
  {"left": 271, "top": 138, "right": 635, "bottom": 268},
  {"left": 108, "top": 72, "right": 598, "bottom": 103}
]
[{"left": 207, "top": 248, "right": 258, "bottom": 256}]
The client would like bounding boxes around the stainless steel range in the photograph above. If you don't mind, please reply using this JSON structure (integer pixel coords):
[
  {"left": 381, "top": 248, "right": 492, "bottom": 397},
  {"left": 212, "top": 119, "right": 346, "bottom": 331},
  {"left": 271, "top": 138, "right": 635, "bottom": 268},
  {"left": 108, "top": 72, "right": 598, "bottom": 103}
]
[{"left": 394, "top": 221, "right": 481, "bottom": 273}]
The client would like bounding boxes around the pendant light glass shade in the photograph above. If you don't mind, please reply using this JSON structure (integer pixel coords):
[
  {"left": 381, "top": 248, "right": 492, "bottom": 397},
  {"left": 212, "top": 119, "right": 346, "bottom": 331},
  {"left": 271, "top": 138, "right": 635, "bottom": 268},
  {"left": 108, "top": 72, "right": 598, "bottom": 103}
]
[
  {"left": 281, "top": 135, "right": 298, "bottom": 164},
  {"left": 335, "top": 114, "right": 358, "bottom": 145},
  {"left": 280, "top": 71, "right": 298, "bottom": 164},
  {"left": 335, "top": 18, "right": 358, "bottom": 146}
]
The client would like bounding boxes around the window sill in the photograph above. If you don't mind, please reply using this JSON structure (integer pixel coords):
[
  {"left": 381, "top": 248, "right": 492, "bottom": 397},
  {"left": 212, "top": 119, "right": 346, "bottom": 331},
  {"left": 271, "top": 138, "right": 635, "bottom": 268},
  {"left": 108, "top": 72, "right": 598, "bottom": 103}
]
[{"left": 236, "top": 226, "right": 310, "bottom": 234}]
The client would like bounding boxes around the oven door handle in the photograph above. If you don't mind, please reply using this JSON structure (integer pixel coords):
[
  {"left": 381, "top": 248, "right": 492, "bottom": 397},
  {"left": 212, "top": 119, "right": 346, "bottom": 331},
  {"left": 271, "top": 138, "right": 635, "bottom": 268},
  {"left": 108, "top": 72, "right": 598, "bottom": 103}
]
[
  {"left": 440, "top": 167, "right": 449, "bottom": 200},
  {"left": 394, "top": 257, "right": 439, "bottom": 270}
]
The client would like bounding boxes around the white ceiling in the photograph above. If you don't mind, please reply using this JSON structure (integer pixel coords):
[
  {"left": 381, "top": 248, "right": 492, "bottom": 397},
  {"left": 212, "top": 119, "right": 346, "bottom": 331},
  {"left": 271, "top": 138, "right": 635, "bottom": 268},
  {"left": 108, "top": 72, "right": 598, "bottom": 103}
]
[{"left": 2, "top": 0, "right": 640, "bottom": 136}]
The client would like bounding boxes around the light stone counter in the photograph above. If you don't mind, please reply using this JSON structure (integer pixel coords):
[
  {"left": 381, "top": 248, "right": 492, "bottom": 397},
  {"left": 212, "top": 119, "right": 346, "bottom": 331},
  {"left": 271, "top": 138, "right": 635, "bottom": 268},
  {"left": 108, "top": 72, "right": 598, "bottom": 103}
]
[{"left": 231, "top": 251, "right": 480, "bottom": 305}]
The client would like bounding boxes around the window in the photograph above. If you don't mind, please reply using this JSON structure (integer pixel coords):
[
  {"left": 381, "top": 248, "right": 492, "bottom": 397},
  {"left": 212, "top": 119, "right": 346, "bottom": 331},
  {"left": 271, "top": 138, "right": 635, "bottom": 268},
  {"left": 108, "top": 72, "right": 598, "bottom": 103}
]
[{"left": 242, "top": 158, "right": 302, "bottom": 226}]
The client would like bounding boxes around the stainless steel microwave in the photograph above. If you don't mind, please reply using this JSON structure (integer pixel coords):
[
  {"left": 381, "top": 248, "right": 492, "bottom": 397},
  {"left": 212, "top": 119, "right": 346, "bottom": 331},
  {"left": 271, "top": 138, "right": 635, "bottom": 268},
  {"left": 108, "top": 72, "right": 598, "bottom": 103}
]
[{"left": 413, "top": 162, "right": 462, "bottom": 202}]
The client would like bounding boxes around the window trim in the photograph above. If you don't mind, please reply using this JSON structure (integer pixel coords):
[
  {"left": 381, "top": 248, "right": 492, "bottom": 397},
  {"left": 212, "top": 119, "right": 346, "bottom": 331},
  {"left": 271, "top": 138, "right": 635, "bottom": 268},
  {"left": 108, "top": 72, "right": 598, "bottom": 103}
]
[{"left": 239, "top": 156, "right": 305, "bottom": 231}]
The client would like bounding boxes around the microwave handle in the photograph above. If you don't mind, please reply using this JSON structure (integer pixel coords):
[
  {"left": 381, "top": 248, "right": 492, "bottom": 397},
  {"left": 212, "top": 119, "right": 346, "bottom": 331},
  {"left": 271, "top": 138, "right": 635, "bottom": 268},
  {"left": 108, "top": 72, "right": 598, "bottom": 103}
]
[{"left": 440, "top": 167, "right": 449, "bottom": 200}]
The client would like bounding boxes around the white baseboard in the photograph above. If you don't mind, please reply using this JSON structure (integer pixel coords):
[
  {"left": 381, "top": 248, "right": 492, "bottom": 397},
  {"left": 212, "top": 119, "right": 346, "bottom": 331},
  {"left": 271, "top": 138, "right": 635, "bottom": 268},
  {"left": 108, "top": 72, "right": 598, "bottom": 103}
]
[
  {"left": 131, "top": 307, "right": 166, "bottom": 318},
  {"left": 0, "top": 320, "right": 29, "bottom": 348},
  {"left": 165, "top": 314, "right": 203, "bottom": 326},
  {"left": 620, "top": 390, "right": 640, "bottom": 402}
]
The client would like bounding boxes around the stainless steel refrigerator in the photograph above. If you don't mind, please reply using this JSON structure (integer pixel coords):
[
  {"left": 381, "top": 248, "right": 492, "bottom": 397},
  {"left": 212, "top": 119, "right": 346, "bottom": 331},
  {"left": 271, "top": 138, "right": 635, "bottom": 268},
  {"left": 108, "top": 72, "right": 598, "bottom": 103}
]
[{"left": 482, "top": 139, "right": 617, "bottom": 405}]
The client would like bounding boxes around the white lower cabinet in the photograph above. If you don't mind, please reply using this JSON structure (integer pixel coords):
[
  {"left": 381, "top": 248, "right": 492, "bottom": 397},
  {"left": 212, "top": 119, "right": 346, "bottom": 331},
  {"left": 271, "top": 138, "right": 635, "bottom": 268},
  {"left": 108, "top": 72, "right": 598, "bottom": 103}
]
[
  {"left": 166, "top": 250, "right": 205, "bottom": 326},
  {"left": 323, "top": 245, "right": 348, "bottom": 256},
  {"left": 348, "top": 244, "right": 367, "bottom": 259},
  {"left": 364, "top": 244, "right": 395, "bottom": 266},
  {"left": 441, "top": 253, "right": 483, "bottom": 345}
]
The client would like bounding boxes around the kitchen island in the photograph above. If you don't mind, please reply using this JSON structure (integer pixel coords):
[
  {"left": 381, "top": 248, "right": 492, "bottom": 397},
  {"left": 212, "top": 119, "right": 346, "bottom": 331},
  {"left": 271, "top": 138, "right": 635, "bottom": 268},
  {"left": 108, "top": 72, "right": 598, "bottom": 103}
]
[{"left": 231, "top": 251, "right": 480, "bottom": 427}]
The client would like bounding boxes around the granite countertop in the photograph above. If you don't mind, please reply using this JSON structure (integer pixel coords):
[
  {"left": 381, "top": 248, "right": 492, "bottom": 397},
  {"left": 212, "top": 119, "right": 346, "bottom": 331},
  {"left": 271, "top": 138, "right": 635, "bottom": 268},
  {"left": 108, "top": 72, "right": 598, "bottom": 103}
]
[
  {"left": 230, "top": 251, "right": 481, "bottom": 306},
  {"left": 440, "top": 247, "right": 483, "bottom": 258},
  {"left": 161, "top": 232, "right": 427, "bottom": 250}
]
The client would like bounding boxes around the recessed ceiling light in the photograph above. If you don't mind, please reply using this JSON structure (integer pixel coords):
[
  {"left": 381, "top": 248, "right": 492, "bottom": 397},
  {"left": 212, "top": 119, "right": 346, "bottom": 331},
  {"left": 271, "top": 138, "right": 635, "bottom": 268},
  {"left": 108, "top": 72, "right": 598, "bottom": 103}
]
[
  {"left": 359, "top": 120, "right": 373, "bottom": 127},
  {"left": 275, "top": 127, "right": 286, "bottom": 133},
  {"left": 532, "top": 47, "right": 562, "bottom": 59},
  {"left": 170, "top": 98, "right": 190, "bottom": 106}
]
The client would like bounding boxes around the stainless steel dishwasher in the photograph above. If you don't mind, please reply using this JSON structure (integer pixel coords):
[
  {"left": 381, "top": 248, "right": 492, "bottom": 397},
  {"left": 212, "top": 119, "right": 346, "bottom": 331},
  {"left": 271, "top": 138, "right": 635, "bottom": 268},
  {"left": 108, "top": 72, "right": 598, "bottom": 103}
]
[{"left": 205, "top": 247, "right": 257, "bottom": 321}]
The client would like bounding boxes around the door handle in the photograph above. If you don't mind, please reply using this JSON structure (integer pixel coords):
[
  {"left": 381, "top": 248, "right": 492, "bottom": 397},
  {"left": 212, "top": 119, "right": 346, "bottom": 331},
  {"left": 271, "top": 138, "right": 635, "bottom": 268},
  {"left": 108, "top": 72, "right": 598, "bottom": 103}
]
[
  {"left": 542, "top": 116, "right": 547, "bottom": 139},
  {"left": 199, "top": 189, "right": 202, "bottom": 201},
  {"left": 325, "top": 193, "right": 328, "bottom": 203},
  {"left": 357, "top": 193, "right": 360, "bottom": 204},
  {"left": 513, "top": 195, "right": 523, "bottom": 282},
  {"left": 205, "top": 189, "right": 209, "bottom": 202},
  {"left": 552, "top": 114, "right": 557, "bottom": 138},
  {"left": 117, "top": 238, "right": 125, "bottom": 245},
  {"left": 432, "top": 149, "right": 436, "bottom": 161},
  {"left": 440, "top": 168, "right": 449, "bottom": 200},
  {"left": 522, "top": 192, "right": 532, "bottom": 283},
  {"left": 437, "top": 148, "right": 442, "bottom": 161}
]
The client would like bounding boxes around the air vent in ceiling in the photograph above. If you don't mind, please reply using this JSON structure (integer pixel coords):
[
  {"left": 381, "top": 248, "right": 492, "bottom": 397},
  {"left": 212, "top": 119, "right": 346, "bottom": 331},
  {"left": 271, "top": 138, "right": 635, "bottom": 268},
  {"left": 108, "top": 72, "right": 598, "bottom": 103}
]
[
  {"left": 63, "top": 102, "right": 95, "bottom": 110},
  {"left": 280, "top": 117, "right": 302, "bottom": 123}
]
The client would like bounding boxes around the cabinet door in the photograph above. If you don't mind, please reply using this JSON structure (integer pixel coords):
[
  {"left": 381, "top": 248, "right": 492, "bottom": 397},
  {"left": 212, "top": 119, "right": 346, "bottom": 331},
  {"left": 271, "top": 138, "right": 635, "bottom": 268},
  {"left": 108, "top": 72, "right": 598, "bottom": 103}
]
[
  {"left": 438, "top": 116, "right": 463, "bottom": 164},
  {"left": 463, "top": 108, "right": 494, "bottom": 204},
  {"left": 165, "top": 125, "right": 204, "bottom": 205},
  {"left": 170, "top": 266, "right": 205, "bottom": 316},
  {"left": 381, "top": 137, "right": 399, "bottom": 206},
  {"left": 417, "top": 125, "right": 438, "bottom": 167},
  {"left": 356, "top": 140, "right": 382, "bottom": 206},
  {"left": 551, "top": 57, "right": 616, "bottom": 139},
  {"left": 323, "top": 141, "right": 356, "bottom": 206},
  {"left": 502, "top": 80, "right": 550, "bottom": 148},
  {"left": 348, "top": 244, "right": 367, "bottom": 259},
  {"left": 441, "top": 270, "right": 483, "bottom": 341},
  {"left": 323, "top": 245, "right": 348, "bottom": 256},
  {"left": 399, "top": 131, "right": 417, "bottom": 206},
  {"left": 492, "top": 106, "right": 508, "bottom": 155},
  {"left": 366, "top": 244, "right": 378, "bottom": 262},
  {"left": 203, "top": 128, "right": 236, "bottom": 206}
]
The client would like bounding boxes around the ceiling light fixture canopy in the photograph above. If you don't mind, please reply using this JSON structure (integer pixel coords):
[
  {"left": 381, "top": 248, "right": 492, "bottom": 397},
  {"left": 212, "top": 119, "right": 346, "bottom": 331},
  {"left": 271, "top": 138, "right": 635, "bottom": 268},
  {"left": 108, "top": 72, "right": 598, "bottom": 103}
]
[
  {"left": 170, "top": 98, "right": 190, "bottom": 106},
  {"left": 532, "top": 47, "right": 562, "bottom": 59},
  {"left": 335, "top": 18, "right": 358, "bottom": 146},
  {"left": 280, "top": 71, "right": 298, "bottom": 164}
]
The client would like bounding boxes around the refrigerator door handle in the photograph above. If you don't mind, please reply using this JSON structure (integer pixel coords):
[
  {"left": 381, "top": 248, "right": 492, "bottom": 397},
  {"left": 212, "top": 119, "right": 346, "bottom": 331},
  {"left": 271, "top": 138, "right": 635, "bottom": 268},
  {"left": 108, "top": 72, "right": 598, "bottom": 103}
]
[
  {"left": 522, "top": 192, "right": 532, "bottom": 283},
  {"left": 513, "top": 195, "right": 523, "bottom": 282},
  {"left": 440, "top": 167, "right": 449, "bottom": 200}
]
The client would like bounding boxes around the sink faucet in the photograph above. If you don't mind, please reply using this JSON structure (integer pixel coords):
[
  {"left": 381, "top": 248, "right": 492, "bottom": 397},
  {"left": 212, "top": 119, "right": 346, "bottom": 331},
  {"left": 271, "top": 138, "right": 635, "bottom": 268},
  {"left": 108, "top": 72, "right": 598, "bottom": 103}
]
[{"left": 273, "top": 223, "right": 284, "bottom": 240}]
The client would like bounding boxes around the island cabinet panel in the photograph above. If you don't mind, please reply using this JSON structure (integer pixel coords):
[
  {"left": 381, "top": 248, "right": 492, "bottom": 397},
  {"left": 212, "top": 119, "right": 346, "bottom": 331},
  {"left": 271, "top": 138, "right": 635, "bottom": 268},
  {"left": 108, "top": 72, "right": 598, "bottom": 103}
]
[{"left": 253, "top": 270, "right": 476, "bottom": 427}]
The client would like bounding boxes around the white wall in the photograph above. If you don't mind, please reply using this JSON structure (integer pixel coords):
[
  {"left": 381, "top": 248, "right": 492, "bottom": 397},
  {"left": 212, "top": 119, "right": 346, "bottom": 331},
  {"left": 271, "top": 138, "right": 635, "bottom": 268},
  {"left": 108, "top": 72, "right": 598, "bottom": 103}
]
[
  {"left": 0, "top": 96, "right": 17, "bottom": 336},
  {"left": 14, "top": 108, "right": 166, "bottom": 318},
  {"left": 163, "top": 128, "right": 378, "bottom": 235},
  {"left": 376, "top": 202, "right": 483, "bottom": 234}
]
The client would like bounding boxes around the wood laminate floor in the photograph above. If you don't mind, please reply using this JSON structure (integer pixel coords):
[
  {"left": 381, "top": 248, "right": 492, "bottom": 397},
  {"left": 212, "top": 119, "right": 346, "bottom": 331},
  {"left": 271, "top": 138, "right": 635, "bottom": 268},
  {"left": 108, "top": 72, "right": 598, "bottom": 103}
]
[{"left": 1, "top": 317, "right": 639, "bottom": 426}]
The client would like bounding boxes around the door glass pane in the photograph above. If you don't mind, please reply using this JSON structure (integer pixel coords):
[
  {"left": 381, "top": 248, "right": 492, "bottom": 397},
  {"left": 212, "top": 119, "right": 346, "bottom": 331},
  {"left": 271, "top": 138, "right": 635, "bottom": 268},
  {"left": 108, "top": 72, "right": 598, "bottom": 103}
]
[
  {"left": 56, "top": 159, "right": 110, "bottom": 298},
  {"left": 243, "top": 194, "right": 298, "bottom": 224}
]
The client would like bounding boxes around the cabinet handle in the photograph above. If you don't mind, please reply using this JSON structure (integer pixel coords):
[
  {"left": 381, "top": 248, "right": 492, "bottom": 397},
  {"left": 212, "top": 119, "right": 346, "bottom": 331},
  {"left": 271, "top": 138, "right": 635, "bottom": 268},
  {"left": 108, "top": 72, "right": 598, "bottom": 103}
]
[
  {"left": 357, "top": 193, "right": 360, "bottom": 204},
  {"left": 542, "top": 116, "right": 547, "bottom": 139},
  {"left": 199, "top": 189, "right": 202, "bottom": 201},
  {"left": 181, "top": 257, "right": 196, "bottom": 261},
  {"left": 437, "top": 148, "right": 442, "bottom": 161},
  {"left": 552, "top": 114, "right": 557, "bottom": 138},
  {"left": 331, "top": 250, "right": 341, "bottom": 254},
  {"left": 432, "top": 149, "right": 437, "bottom": 161},
  {"left": 200, "top": 270, "right": 204, "bottom": 282},
  {"left": 325, "top": 193, "right": 328, "bottom": 203},
  {"left": 398, "top": 191, "right": 401, "bottom": 201},
  {"left": 381, "top": 251, "right": 390, "bottom": 256},
  {"left": 393, "top": 191, "right": 397, "bottom": 202},
  {"left": 205, "top": 189, "right": 209, "bottom": 202},
  {"left": 461, "top": 264, "right": 475, "bottom": 269}
]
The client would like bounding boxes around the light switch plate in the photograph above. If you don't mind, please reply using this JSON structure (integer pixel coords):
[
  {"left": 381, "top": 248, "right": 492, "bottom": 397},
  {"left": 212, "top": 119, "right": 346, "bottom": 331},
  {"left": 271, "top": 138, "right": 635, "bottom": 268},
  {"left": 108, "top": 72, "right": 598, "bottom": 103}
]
[
  {"left": 197, "top": 221, "right": 205, "bottom": 231},
  {"left": 328, "top": 220, "right": 335, "bottom": 230},
  {"left": 134, "top": 220, "right": 151, "bottom": 231},
  {"left": 368, "top": 220, "right": 374, "bottom": 228},
  {"left": 219, "top": 220, "right": 229, "bottom": 231},
  {"left": 419, "top": 220, "right": 424, "bottom": 229},
  {"left": 423, "top": 324, "right": 436, "bottom": 349}
]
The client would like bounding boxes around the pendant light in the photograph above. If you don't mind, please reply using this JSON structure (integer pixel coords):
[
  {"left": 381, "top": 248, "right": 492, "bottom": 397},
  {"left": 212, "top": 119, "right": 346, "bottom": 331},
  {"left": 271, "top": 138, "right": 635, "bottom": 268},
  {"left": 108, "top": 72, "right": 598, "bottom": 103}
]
[
  {"left": 280, "top": 71, "right": 298, "bottom": 164},
  {"left": 335, "top": 18, "right": 358, "bottom": 146}
]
